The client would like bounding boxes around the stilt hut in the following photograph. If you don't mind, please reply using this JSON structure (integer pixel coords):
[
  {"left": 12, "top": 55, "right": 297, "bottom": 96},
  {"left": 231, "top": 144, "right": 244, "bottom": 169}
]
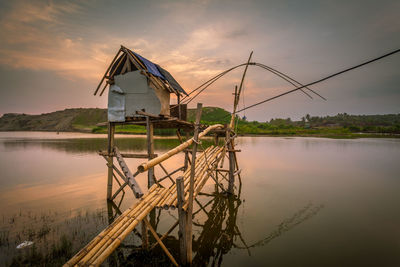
[{"left": 94, "top": 45, "right": 188, "bottom": 122}]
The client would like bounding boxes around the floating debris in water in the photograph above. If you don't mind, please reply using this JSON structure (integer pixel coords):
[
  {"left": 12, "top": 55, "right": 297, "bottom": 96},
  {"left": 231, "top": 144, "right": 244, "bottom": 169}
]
[{"left": 16, "top": 241, "right": 33, "bottom": 249}]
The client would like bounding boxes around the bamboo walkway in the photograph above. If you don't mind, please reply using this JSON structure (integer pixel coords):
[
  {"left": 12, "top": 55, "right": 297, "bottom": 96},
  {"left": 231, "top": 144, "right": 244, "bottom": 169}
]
[{"left": 65, "top": 145, "right": 224, "bottom": 267}]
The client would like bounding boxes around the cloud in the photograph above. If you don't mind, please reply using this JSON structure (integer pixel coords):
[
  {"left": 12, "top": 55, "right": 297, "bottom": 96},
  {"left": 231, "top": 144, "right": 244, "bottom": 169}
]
[
  {"left": 0, "top": 0, "right": 251, "bottom": 89},
  {"left": 0, "top": 1, "right": 111, "bottom": 81}
]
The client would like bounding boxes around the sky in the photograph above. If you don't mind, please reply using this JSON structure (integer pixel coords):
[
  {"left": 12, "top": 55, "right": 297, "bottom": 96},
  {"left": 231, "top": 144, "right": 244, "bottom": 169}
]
[{"left": 0, "top": 0, "right": 399, "bottom": 121}]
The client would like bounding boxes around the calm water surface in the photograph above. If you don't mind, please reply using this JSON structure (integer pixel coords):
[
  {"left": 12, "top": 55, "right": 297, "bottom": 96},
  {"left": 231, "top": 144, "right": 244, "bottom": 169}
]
[{"left": 0, "top": 132, "right": 399, "bottom": 266}]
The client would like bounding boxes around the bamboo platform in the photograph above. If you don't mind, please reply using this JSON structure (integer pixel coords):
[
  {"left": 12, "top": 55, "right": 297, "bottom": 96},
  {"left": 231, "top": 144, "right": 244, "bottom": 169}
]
[{"left": 65, "top": 145, "right": 224, "bottom": 267}]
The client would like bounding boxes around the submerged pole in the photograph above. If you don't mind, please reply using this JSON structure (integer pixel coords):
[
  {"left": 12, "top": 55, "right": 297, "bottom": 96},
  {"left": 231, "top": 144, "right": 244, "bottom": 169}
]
[
  {"left": 107, "top": 122, "right": 115, "bottom": 200},
  {"left": 227, "top": 128, "right": 235, "bottom": 194},
  {"left": 186, "top": 103, "right": 202, "bottom": 265},
  {"left": 176, "top": 177, "right": 187, "bottom": 265},
  {"left": 146, "top": 116, "right": 155, "bottom": 188}
]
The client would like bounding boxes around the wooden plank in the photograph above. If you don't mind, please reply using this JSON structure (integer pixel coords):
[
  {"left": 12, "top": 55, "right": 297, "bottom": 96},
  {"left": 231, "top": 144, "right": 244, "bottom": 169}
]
[{"left": 114, "top": 147, "right": 143, "bottom": 198}]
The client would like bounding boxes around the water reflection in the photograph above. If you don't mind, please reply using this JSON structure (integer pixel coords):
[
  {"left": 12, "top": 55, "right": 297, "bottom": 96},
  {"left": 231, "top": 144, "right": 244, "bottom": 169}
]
[
  {"left": 0, "top": 137, "right": 216, "bottom": 154},
  {"left": 235, "top": 203, "right": 324, "bottom": 250},
  {"left": 102, "top": 184, "right": 323, "bottom": 267},
  {"left": 192, "top": 193, "right": 246, "bottom": 266},
  {"left": 1, "top": 133, "right": 399, "bottom": 266}
]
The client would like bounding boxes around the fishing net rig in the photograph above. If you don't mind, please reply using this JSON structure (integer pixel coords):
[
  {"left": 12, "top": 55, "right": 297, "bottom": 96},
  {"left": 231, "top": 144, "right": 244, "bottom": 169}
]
[{"left": 175, "top": 48, "right": 399, "bottom": 121}]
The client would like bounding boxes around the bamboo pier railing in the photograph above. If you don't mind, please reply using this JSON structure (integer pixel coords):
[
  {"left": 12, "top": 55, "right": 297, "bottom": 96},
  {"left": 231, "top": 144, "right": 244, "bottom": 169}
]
[{"left": 65, "top": 145, "right": 224, "bottom": 267}]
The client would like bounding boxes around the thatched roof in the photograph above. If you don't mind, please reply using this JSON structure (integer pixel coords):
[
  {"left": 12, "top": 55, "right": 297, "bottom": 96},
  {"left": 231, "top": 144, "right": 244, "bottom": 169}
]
[{"left": 94, "top": 45, "right": 188, "bottom": 96}]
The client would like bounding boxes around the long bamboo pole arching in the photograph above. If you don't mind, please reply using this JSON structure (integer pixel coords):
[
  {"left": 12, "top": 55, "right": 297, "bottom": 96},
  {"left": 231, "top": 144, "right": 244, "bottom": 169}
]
[
  {"left": 137, "top": 124, "right": 223, "bottom": 173},
  {"left": 230, "top": 51, "right": 253, "bottom": 129}
]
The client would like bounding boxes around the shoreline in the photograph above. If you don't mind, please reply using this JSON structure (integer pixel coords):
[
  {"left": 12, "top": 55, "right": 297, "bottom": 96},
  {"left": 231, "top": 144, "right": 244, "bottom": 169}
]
[{"left": 1, "top": 130, "right": 399, "bottom": 139}]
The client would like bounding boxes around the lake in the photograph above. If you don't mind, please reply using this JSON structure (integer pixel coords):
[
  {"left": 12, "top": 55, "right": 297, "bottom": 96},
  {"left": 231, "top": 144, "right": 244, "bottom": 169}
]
[{"left": 0, "top": 132, "right": 399, "bottom": 266}]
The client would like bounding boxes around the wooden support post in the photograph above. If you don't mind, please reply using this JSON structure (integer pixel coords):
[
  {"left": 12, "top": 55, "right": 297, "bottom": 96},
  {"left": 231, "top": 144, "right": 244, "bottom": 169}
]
[
  {"left": 227, "top": 128, "right": 235, "bottom": 194},
  {"left": 141, "top": 221, "right": 148, "bottom": 249},
  {"left": 106, "top": 200, "right": 114, "bottom": 224},
  {"left": 107, "top": 122, "right": 115, "bottom": 200},
  {"left": 184, "top": 151, "right": 189, "bottom": 171},
  {"left": 176, "top": 177, "right": 187, "bottom": 265},
  {"left": 214, "top": 133, "right": 219, "bottom": 146},
  {"left": 176, "top": 129, "right": 183, "bottom": 144},
  {"left": 186, "top": 103, "right": 202, "bottom": 265},
  {"left": 146, "top": 116, "right": 155, "bottom": 188},
  {"left": 177, "top": 94, "right": 182, "bottom": 120}
]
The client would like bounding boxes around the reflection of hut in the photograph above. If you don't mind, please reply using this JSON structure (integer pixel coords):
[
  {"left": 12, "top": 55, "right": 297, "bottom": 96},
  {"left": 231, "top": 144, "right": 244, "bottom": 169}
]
[{"left": 94, "top": 45, "right": 188, "bottom": 122}]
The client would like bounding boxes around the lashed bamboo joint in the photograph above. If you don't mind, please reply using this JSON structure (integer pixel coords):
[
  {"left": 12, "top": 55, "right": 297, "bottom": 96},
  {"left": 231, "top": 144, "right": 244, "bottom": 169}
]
[{"left": 137, "top": 124, "right": 223, "bottom": 173}]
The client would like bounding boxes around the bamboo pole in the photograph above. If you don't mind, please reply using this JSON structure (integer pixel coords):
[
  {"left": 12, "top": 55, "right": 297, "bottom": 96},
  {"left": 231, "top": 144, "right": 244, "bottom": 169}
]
[
  {"left": 159, "top": 163, "right": 175, "bottom": 184},
  {"left": 164, "top": 146, "right": 215, "bottom": 208},
  {"left": 186, "top": 103, "right": 202, "bottom": 265},
  {"left": 99, "top": 53, "right": 127, "bottom": 96},
  {"left": 230, "top": 85, "right": 239, "bottom": 129},
  {"left": 141, "top": 219, "right": 148, "bottom": 249},
  {"left": 146, "top": 116, "right": 155, "bottom": 188},
  {"left": 78, "top": 188, "right": 161, "bottom": 264},
  {"left": 91, "top": 191, "right": 167, "bottom": 266},
  {"left": 156, "top": 146, "right": 213, "bottom": 208},
  {"left": 227, "top": 129, "right": 235, "bottom": 194},
  {"left": 171, "top": 146, "right": 218, "bottom": 207},
  {"left": 79, "top": 186, "right": 160, "bottom": 261},
  {"left": 150, "top": 220, "right": 179, "bottom": 250},
  {"left": 169, "top": 146, "right": 218, "bottom": 208},
  {"left": 137, "top": 124, "right": 223, "bottom": 172},
  {"left": 94, "top": 47, "right": 122, "bottom": 96},
  {"left": 163, "top": 149, "right": 210, "bottom": 207},
  {"left": 64, "top": 184, "right": 158, "bottom": 266},
  {"left": 143, "top": 218, "right": 179, "bottom": 267},
  {"left": 107, "top": 123, "right": 115, "bottom": 200},
  {"left": 176, "top": 177, "right": 187, "bottom": 265},
  {"left": 229, "top": 52, "right": 253, "bottom": 128},
  {"left": 182, "top": 147, "right": 224, "bottom": 210}
]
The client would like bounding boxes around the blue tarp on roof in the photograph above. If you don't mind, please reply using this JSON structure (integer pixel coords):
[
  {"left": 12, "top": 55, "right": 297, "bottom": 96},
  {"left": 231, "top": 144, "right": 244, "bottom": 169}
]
[
  {"left": 156, "top": 64, "right": 188, "bottom": 96},
  {"left": 132, "top": 51, "right": 165, "bottom": 79},
  {"left": 128, "top": 48, "right": 187, "bottom": 95}
]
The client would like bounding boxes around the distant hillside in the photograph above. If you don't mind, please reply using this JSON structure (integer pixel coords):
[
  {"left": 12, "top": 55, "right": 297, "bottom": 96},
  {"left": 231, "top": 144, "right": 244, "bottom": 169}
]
[
  {"left": 0, "top": 107, "right": 229, "bottom": 132},
  {"left": 0, "top": 107, "right": 399, "bottom": 138},
  {"left": 0, "top": 108, "right": 107, "bottom": 132},
  {"left": 187, "top": 107, "right": 231, "bottom": 124}
]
